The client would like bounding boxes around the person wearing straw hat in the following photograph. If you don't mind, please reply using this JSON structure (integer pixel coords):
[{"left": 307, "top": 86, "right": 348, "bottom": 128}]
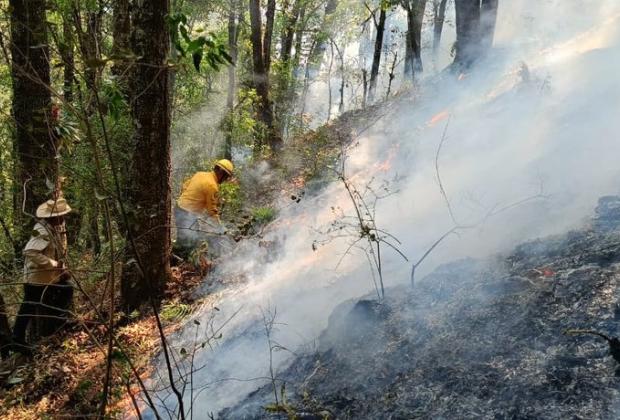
[
  {"left": 12, "top": 197, "right": 74, "bottom": 353},
  {"left": 174, "top": 159, "right": 234, "bottom": 258}
]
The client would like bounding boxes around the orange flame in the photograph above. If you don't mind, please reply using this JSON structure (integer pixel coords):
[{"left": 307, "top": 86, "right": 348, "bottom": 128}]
[
  {"left": 428, "top": 110, "right": 450, "bottom": 127},
  {"left": 373, "top": 143, "right": 400, "bottom": 173}
]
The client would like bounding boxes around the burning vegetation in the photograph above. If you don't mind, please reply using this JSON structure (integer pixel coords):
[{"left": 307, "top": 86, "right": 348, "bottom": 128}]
[{"left": 222, "top": 196, "right": 620, "bottom": 419}]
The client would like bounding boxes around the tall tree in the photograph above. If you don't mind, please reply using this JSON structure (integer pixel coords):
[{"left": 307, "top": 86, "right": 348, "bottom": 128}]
[
  {"left": 402, "top": 0, "right": 427, "bottom": 81},
  {"left": 10, "top": 0, "right": 56, "bottom": 246},
  {"left": 454, "top": 0, "right": 498, "bottom": 69},
  {"left": 225, "top": 0, "right": 241, "bottom": 159},
  {"left": 0, "top": 293, "right": 10, "bottom": 359},
  {"left": 304, "top": 0, "right": 338, "bottom": 79},
  {"left": 280, "top": 0, "right": 302, "bottom": 63},
  {"left": 122, "top": 0, "right": 172, "bottom": 310},
  {"left": 432, "top": 0, "right": 448, "bottom": 62},
  {"left": 111, "top": 0, "right": 131, "bottom": 87},
  {"left": 480, "top": 0, "right": 498, "bottom": 52},
  {"left": 292, "top": 3, "right": 306, "bottom": 67},
  {"left": 74, "top": 2, "right": 104, "bottom": 110},
  {"left": 249, "top": 0, "right": 281, "bottom": 152},
  {"left": 264, "top": 0, "right": 276, "bottom": 73},
  {"left": 61, "top": 17, "right": 75, "bottom": 103},
  {"left": 368, "top": 3, "right": 387, "bottom": 102}
]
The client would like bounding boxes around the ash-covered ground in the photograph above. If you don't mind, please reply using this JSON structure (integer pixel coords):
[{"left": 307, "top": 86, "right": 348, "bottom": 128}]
[{"left": 222, "top": 196, "right": 620, "bottom": 419}]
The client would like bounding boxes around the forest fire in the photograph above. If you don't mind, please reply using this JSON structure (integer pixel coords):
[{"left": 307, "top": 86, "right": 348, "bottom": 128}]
[
  {"left": 428, "top": 110, "right": 450, "bottom": 127},
  {"left": 2, "top": 0, "right": 619, "bottom": 418},
  {"left": 223, "top": 196, "right": 620, "bottom": 419}
]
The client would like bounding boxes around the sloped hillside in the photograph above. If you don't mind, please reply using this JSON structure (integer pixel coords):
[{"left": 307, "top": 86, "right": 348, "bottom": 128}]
[{"left": 223, "top": 197, "right": 620, "bottom": 419}]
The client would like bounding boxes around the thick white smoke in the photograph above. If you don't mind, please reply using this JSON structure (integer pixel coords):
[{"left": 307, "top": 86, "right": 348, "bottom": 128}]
[{"left": 152, "top": 0, "right": 620, "bottom": 415}]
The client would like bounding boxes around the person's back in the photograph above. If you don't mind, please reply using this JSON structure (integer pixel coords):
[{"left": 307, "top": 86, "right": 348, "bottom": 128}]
[{"left": 178, "top": 171, "right": 220, "bottom": 218}]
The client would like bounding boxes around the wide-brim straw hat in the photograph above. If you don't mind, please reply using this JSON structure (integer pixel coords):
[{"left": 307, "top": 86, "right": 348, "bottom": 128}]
[{"left": 36, "top": 198, "right": 72, "bottom": 218}]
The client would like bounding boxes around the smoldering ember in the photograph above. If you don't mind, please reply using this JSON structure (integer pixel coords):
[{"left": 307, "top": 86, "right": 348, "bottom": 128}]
[{"left": 2, "top": 0, "right": 620, "bottom": 419}]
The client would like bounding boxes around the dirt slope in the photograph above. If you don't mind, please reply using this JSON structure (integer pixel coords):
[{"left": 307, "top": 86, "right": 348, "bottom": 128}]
[{"left": 222, "top": 196, "right": 620, "bottom": 419}]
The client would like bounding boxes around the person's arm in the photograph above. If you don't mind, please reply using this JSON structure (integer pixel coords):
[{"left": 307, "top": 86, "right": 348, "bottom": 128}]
[
  {"left": 206, "top": 186, "right": 221, "bottom": 222},
  {"left": 23, "top": 249, "right": 59, "bottom": 268}
]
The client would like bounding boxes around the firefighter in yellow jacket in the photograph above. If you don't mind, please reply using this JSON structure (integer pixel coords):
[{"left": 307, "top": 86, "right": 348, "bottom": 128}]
[
  {"left": 12, "top": 197, "right": 74, "bottom": 353},
  {"left": 178, "top": 159, "right": 234, "bottom": 220},
  {"left": 174, "top": 159, "right": 234, "bottom": 254}
]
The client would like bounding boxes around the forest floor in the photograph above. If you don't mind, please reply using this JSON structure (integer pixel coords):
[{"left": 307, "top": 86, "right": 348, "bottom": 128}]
[
  {"left": 0, "top": 97, "right": 386, "bottom": 419},
  {"left": 0, "top": 261, "right": 204, "bottom": 419},
  {"left": 222, "top": 196, "right": 620, "bottom": 419}
]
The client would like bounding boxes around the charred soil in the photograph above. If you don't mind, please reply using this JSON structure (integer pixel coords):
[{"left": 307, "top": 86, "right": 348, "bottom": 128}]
[{"left": 223, "top": 197, "right": 620, "bottom": 419}]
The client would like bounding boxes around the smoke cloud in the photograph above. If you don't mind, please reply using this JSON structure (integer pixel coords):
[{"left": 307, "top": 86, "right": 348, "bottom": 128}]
[{"left": 151, "top": 0, "right": 620, "bottom": 415}]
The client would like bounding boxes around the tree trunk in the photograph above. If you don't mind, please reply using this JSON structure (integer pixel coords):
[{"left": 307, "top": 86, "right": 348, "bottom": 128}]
[
  {"left": 480, "top": 0, "right": 498, "bottom": 52},
  {"left": 225, "top": 3, "right": 240, "bottom": 160},
  {"left": 264, "top": 0, "right": 276, "bottom": 73},
  {"left": 122, "top": 0, "right": 172, "bottom": 311},
  {"left": 454, "top": 0, "right": 498, "bottom": 69},
  {"left": 368, "top": 6, "right": 386, "bottom": 102},
  {"left": 75, "top": 3, "right": 104, "bottom": 110},
  {"left": 111, "top": 0, "right": 131, "bottom": 88},
  {"left": 454, "top": 0, "right": 481, "bottom": 69},
  {"left": 280, "top": 0, "right": 301, "bottom": 63},
  {"left": 10, "top": 0, "right": 55, "bottom": 246},
  {"left": 0, "top": 293, "right": 10, "bottom": 359},
  {"left": 61, "top": 18, "right": 74, "bottom": 102},
  {"left": 292, "top": 4, "right": 306, "bottom": 67},
  {"left": 432, "top": 0, "right": 448, "bottom": 61},
  {"left": 404, "top": 0, "right": 427, "bottom": 81},
  {"left": 386, "top": 51, "right": 398, "bottom": 99},
  {"left": 249, "top": 0, "right": 281, "bottom": 153},
  {"left": 362, "top": 68, "right": 368, "bottom": 108},
  {"left": 305, "top": 0, "right": 338, "bottom": 79}
]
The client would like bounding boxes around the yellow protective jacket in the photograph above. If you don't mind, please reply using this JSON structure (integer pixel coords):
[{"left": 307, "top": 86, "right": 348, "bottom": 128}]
[
  {"left": 177, "top": 171, "right": 220, "bottom": 220},
  {"left": 23, "top": 222, "right": 67, "bottom": 285}
]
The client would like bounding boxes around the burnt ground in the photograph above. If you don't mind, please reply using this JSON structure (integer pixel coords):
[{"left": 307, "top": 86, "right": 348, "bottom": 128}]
[{"left": 221, "top": 196, "right": 620, "bottom": 419}]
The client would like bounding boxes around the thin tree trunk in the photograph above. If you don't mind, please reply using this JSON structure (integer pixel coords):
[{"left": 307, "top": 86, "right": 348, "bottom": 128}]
[
  {"left": 480, "top": 0, "right": 498, "bottom": 52},
  {"left": 0, "top": 293, "right": 10, "bottom": 359},
  {"left": 327, "top": 42, "right": 334, "bottom": 122},
  {"left": 10, "top": 0, "right": 55, "bottom": 246},
  {"left": 386, "top": 52, "right": 398, "bottom": 99},
  {"left": 76, "top": 3, "right": 104, "bottom": 110},
  {"left": 111, "top": 0, "right": 131, "bottom": 88},
  {"left": 264, "top": 0, "right": 276, "bottom": 73},
  {"left": 73, "top": 5, "right": 105, "bottom": 253},
  {"left": 432, "top": 0, "right": 448, "bottom": 62},
  {"left": 305, "top": 0, "right": 338, "bottom": 79},
  {"left": 62, "top": 18, "right": 74, "bottom": 102},
  {"left": 293, "top": 4, "right": 306, "bottom": 67},
  {"left": 280, "top": 0, "right": 300, "bottom": 62},
  {"left": 225, "top": 2, "right": 240, "bottom": 160},
  {"left": 122, "top": 0, "right": 172, "bottom": 310},
  {"left": 331, "top": 40, "right": 345, "bottom": 113},
  {"left": 249, "top": 0, "right": 281, "bottom": 152},
  {"left": 368, "top": 6, "right": 386, "bottom": 102},
  {"left": 362, "top": 68, "right": 368, "bottom": 108},
  {"left": 276, "top": 0, "right": 301, "bottom": 140}
]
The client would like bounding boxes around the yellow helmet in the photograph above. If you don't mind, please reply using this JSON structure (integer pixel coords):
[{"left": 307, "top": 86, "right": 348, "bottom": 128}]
[{"left": 215, "top": 159, "right": 234, "bottom": 176}]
